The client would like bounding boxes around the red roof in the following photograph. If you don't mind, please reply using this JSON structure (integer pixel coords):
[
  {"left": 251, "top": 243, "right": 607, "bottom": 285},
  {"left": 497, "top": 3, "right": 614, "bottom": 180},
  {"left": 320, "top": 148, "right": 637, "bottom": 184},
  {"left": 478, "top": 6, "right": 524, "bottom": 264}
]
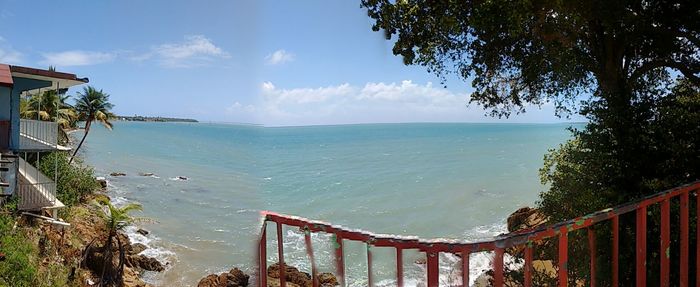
[
  {"left": 9, "top": 65, "right": 88, "bottom": 83},
  {"left": 0, "top": 64, "right": 12, "bottom": 88}
]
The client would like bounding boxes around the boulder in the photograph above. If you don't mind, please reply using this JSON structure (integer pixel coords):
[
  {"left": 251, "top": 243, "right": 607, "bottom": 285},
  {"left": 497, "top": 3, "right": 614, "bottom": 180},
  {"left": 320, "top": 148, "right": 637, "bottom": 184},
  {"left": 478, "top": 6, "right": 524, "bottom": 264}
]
[
  {"left": 110, "top": 172, "right": 126, "bottom": 177},
  {"left": 123, "top": 266, "right": 151, "bottom": 287},
  {"left": 128, "top": 254, "right": 165, "bottom": 272},
  {"left": 139, "top": 172, "right": 155, "bottom": 177},
  {"left": 96, "top": 177, "right": 108, "bottom": 188},
  {"left": 507, "top": 207, "right": 548, "bottom": 232},
  {"left": 267, "top": 263, "right": 311, "bottom": 286},
  {"left": 267, "top": 263, "right": 338, "bottom": 287},
  {"left": 197, "top": 268, "right": 250, "bottom": 287},
  {"left": 137, "top": 228, "right": 149, "bottom": 236},
  {"left": 126, "top": 243, "right": 147, "bottom": 255},
  {"left": 317, "top": 273, "right": 338, "bottom": 286}
]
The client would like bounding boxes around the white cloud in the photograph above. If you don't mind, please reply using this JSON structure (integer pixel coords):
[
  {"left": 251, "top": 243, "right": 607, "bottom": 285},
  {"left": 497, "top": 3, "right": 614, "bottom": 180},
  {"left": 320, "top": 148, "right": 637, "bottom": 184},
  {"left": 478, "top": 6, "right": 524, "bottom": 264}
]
[
  {"left": 247, "top": 80, "right": 478, "bottom": 125},
  {"left": 40, "top": 51, "right": 115, "bottom": 66},
  {"left": 0, "top": 48, "right": 21, "bottom": 64},
  {"left": 152, "top": 35, "right": 230, "bottom": 67},
  {"left": 226, "top": 101, "right": 256, "bottom": 113},
  {"left": 265, "top": 49, "right": 295, "bottom": 65},
  {"left": 230, "top": 80, "right": 574, "bottom": 126},
  {"left": 261, "top": 81, "right": 353, "bottom": 104},
  {"left": 0, "top": 36, "right": 22, "bottom": 64}
]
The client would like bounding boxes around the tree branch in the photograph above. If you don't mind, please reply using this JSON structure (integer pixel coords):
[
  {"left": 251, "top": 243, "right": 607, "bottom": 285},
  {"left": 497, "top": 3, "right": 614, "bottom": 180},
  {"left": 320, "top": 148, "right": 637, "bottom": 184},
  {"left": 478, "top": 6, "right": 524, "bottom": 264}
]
[{"left": 630, "top": 59, "right": 700, "bottom": 84}]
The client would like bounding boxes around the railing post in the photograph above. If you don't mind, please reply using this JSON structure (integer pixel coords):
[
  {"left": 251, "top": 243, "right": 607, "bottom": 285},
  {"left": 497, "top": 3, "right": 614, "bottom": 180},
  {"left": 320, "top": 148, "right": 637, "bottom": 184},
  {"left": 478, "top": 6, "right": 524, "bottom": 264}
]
[
  {"left": 334, "top": 234, "right": 345, "bottom": 287},
  {"left": 427, "top": 251, "right": 439, "bottom": 287},
  {"left": 696, "top": 190, "right": 700, "bottom": 287},
  {"left": 680, "top": 192, "right": 688, "bottom": 287},
  {"left": 277, "top": 222, "right": 286, "bottom": 287},
  {"left": 367, "top": 244, "right": 373, "bottom": 287},
  {"left": 660, "top": 199, "right": 670, "bottom": 287},
  {"left": 612, "top": 215, "right": 619, "bottom": 287},
  {"left": 588, "top": 227, "right": 596, "bottom": 287},
  {"left": 396, "top": 247, "right": 404, "bottom": 287},
  {"left": 259, "top": 223, "right": 267, "bottom": 287},
  {"left": 461, "top": 250, "right": 469, "bottom": 287},
  {"left": 304, "top": 229, "right": 318, "bottom": 287},
  {"left": 558, "top": 229, "right": 568, "bottom": 287},
  {"left": 636, "top": 206, "right": 647, "bottom": 287},
  {"left": 524, "top": 245, "right": 533, "bottom": 287},
  {"left": 494, "top": 248, "right": 504, "bottom": 287}
]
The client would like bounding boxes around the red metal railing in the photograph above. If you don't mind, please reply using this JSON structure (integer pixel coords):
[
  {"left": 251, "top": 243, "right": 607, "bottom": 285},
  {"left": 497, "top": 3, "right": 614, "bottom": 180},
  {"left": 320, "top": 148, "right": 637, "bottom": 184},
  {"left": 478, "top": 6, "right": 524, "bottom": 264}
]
[{"left": 258, "top": 181, "right": 700, "bottom": 286}]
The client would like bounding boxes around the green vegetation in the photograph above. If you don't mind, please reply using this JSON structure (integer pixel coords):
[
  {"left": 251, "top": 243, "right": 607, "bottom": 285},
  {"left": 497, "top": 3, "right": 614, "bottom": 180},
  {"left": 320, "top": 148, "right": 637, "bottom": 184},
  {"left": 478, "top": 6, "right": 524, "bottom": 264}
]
[
  {"left": 0, "top": 208, "right": 37, "bottom": 286},
  {"left": 19, "top": 90, "right": 79, "bottom": 144},
  {"left": 538, "top": 79, "right": 700, "bottom": 285},
  {"left": 70, "top": 86, "right": 115, "bottom": 164},
  {"left": 0, "top": 205, "right": 73, "bottom": 287},
  {"left": 93, "top": 199, "right": 143, "bottom": 285},
  {"left": 117, "top": 115, "right": 198, "bottom": 123},
  {"left": 362, "top": 0, "right": 699, "bottom": 285},
  {"left": 37, "top": 152, "right": 101, "bottom": 208}
]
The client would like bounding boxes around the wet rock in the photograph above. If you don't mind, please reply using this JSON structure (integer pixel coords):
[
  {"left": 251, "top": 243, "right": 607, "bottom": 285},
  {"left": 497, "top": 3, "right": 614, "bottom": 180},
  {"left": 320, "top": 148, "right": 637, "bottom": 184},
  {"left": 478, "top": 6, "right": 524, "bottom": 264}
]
[
  {"left": 507, "top": 207, "right": 548, "bottom": 232},
  {"left": 267, "top": 263, "right": 311, "bottom": 286},
  {"left": 110, "top": 172, "right": 126, "bottom": 177},
  {"left": 123, "top": 266, "right": 150, "bottom": 287},
  {"left": 317, "top": 273, "right": 338, "bottom": 286},
  {"left": 127, "top": 243, "right": 147, "bottom": 255},
  {"left": 137, "top": 228, "right": 149, "bottom": 236},
  {"left": 96, "top": 177, "right": 108, "bottom": 188},
  {"left": 177, "top": 176, "right": 188, "bottom": 180},
  {"left": 197, "top": 267, "right": 250, "bottom": 287},
  {"left": 267, "top": 263, "right": 338, "bottom": 287},
  {"left": 128, "top": 254, "right": 165, "bottom": 272}
]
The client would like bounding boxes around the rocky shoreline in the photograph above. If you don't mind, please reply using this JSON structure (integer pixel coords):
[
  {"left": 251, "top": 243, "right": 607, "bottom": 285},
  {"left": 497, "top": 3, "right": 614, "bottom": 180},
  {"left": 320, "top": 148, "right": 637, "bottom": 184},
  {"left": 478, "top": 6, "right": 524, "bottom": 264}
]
[
  {"left": 95, "top": 174, "right": 169, "bottom": 286},
  {"left": 196, "top": 263, "right": 339, "bottom": 287},
  {"left": 26, "top": 190, "right": 166, "bottom": 286}
]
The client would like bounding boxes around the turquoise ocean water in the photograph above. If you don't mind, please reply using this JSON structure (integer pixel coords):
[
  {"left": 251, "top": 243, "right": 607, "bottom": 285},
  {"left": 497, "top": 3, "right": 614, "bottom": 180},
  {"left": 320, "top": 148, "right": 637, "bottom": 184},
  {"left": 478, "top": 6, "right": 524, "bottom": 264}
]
[{"left": 79, "top": 122, "right": 578, "bottom": 286}]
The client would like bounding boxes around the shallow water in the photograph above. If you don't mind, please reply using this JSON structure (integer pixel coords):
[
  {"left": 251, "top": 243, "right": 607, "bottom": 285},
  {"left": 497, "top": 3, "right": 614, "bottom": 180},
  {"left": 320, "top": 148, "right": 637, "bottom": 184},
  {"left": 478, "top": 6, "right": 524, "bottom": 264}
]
[{"left": 79, "top": 122, "right": 577, "bottom": 286}]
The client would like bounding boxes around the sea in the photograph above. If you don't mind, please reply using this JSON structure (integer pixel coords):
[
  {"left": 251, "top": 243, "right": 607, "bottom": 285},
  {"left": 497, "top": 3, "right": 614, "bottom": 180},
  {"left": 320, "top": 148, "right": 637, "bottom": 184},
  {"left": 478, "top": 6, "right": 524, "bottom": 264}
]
[{"left": 78, "top": 122, "right": 579, "bottom": 286}]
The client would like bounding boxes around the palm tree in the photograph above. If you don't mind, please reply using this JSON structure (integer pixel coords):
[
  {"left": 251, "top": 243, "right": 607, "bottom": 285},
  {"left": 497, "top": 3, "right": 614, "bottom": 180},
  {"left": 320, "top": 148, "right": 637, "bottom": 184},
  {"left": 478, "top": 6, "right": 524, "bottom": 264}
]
[
  {"left": 20, "top": 90, "right": 79, "bottom": 142},
  {"left": 93, "top": 198, "right": 143, "bottom": 286},
  {"left": 70, "top": 86, "right": 114, "bottom": 164}
]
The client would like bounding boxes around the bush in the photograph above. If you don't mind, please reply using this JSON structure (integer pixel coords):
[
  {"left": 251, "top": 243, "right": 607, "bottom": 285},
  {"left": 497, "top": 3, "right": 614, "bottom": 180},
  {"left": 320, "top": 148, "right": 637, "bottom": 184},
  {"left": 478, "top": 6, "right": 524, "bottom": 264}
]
[
  {"left": 537, "top": 79, "right": 700, "bottom": 285},
  {"left": 0, "top": 213, "right": 37, "bottom": 287},
  {"left": 37, "top": 152, "right": 100, "bottom": 207}
]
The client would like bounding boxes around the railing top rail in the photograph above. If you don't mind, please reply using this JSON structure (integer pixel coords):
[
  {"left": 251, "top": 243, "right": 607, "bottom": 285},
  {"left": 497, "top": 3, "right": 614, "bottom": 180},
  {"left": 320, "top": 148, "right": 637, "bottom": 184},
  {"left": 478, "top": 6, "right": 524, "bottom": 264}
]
[
  {"left": 262, "top": 181, "right": 700, "bottom": 253},
  {"left": 19, "top": 119, "right": 58, "bottom": 124}
]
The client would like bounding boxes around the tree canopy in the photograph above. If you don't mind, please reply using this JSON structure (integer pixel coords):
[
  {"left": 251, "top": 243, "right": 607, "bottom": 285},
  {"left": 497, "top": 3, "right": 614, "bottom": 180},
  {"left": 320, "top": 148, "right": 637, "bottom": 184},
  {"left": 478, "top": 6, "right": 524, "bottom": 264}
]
[{"left": 361, "top": 0, "right": 699, "bottom": 117}]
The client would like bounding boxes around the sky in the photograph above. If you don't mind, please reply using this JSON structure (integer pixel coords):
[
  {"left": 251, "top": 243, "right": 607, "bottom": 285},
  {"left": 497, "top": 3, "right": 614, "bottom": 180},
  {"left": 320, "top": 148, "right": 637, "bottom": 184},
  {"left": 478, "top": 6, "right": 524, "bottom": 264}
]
[{"left": 0, "top": 0, "right": 581, "bottom": 126}]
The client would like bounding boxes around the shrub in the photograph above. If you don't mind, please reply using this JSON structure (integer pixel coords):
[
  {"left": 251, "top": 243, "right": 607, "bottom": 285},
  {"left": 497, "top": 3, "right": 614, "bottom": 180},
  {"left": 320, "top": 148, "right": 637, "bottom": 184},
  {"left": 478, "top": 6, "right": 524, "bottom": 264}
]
[
  {"left": 37, "top": 152, "right": 100, "bottom": 207},
  {"left": 537, "top": 79, "right": 700, "bottom": 286},
  {"left": 0, "top": 213, "right": 37, "bottom": 287}
]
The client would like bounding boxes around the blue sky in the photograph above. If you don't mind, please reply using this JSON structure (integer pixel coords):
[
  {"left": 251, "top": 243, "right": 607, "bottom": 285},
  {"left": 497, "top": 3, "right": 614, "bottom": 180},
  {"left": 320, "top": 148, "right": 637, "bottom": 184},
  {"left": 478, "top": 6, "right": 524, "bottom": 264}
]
[{"left": 0, "top": 0, "right": 578, "bottom": 126}]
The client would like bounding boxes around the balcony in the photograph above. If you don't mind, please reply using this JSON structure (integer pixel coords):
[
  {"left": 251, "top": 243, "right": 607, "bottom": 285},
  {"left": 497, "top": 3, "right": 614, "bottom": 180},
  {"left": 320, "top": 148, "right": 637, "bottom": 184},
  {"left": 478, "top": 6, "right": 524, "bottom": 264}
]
[
  {"left": 18, "top": 119, "right": 70, "bottom": 151},
  {"left": 16, "top": 156, "right": 63, "bottom": 214}
]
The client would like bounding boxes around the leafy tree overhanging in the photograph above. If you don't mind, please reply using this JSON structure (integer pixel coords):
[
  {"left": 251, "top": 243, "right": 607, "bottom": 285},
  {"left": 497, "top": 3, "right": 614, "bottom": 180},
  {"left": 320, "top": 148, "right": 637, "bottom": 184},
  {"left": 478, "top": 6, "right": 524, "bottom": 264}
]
[
  {"left": 361, "top": 0, "right": 700, "bottom": 193},
  {"left": 361, "top": 0, "right": 699, "bottom": 115}
]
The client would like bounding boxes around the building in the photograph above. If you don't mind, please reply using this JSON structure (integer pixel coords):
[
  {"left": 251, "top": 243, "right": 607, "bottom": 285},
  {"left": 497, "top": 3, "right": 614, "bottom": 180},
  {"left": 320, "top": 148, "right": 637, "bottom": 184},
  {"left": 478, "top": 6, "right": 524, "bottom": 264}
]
[{"left": 0, "top": 64, "right": 88, "bottom": 218}]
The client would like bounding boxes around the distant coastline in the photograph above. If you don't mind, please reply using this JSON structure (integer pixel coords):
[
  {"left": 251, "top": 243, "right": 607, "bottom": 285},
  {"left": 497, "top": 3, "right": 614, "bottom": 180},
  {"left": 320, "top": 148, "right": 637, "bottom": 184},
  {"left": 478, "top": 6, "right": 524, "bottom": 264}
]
[{"left": 117, "top": 115, "right": 198, "bottom": 123}]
